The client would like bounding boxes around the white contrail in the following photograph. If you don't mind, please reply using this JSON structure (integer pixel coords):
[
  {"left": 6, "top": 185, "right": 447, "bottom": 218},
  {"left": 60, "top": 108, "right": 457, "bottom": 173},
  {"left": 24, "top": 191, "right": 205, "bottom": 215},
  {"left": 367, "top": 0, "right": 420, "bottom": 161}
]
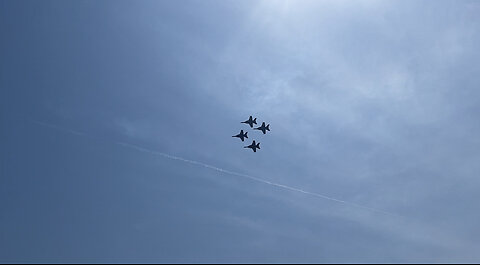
[
  {"left": 33, "top": 120, "right": 399, "bottom": 217},
  {"left": 116, "top": 142, "right": 398, "bottom": 217}
]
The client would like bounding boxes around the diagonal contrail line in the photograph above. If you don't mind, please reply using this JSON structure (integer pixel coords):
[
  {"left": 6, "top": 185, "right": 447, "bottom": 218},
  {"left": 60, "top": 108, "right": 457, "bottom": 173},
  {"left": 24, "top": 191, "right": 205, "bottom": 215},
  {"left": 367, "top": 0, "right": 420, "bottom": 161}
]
[
  {"left": 33, "top": 120, "right": 399, "bottom": 217},
  {"left": 116, "top": 141, "right": 398, "bottom": 216}
]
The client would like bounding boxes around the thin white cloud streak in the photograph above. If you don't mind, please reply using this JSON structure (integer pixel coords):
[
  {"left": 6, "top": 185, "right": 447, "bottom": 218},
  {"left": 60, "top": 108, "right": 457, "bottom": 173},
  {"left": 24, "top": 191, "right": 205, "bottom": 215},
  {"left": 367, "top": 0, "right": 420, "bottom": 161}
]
[
  {"left": 116, "top": 142, "right": 399, "bottom": 217},
  {"left": 32, "top": 120, "right": 398, "bottom": 217}
]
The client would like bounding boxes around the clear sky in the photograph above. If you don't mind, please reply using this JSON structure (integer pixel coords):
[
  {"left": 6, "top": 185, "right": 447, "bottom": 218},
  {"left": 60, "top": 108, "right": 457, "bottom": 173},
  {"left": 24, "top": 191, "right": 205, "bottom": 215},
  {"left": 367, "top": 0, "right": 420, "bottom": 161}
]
[{"left": 1, "top": 0, "right": 480, "bottom": 263}]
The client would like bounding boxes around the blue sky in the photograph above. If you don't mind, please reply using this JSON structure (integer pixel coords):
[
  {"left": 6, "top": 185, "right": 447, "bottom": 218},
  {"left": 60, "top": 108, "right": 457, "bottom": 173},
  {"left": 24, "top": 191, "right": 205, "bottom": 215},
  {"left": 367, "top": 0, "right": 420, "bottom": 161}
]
[{"left": 1, "top": 0, "right": 480, "bottom": 262}]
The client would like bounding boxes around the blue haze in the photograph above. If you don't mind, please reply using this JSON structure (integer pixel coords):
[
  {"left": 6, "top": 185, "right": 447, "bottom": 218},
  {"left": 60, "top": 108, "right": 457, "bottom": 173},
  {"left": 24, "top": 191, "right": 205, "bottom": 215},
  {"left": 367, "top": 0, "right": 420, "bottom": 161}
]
[{"left": 1, "top": 0, "right": 480, "bottom": 262}]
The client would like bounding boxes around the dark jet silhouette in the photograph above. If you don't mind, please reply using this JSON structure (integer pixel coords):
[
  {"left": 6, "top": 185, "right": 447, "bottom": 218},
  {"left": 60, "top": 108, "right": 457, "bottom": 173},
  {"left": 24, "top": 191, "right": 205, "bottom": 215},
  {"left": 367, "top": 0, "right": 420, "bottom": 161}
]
[
  {"left": 232, "top": 129, "right": 248, "bottom": 142},
  {"left": 254, "top": 122, "right": 270, "bottom": 134},
  {"left": 244, "top": 140, "right": 260, "bottom": 152},
  {"left": 241, "top": 115, "right": 257, "bottom": 128}
]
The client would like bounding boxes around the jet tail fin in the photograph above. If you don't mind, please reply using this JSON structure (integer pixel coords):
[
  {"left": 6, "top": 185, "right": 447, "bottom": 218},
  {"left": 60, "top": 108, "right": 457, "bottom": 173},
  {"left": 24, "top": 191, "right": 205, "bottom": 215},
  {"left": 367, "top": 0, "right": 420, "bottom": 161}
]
[
  {"left": 245, "top": 132, "right": 248, "bottom": 138},
  {"left": 253, "top": 118, "right": 257, "bottom": 124},
  {"left": 266, "top": 124, "right": 270, "bottom": 131},
  {"left": 256, "top": 143, "right": 260, "bottom": 149}
]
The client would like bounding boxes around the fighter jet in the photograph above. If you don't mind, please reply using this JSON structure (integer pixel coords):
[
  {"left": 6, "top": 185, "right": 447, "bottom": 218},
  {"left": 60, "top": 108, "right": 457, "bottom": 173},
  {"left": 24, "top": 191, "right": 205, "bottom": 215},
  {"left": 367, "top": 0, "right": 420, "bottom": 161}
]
[
  {"left": 254, "top": 122, "right": 270, "bottom": 134},
  {"left": 232, "top": 130, "right": 248, "bottom": 142},
  {"left": 241, "top": 116, "right": 257, "bottom": 128},
  {"left": 244, "top": 140, "right": 260, "bottom": 152}
]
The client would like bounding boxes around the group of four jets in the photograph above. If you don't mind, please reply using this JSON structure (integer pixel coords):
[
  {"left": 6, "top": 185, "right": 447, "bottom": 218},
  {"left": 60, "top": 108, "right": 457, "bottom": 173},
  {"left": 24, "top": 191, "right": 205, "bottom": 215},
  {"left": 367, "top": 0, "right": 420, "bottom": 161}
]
[{"left": 232, "top": 116, "right": 270, "bottom": 152}]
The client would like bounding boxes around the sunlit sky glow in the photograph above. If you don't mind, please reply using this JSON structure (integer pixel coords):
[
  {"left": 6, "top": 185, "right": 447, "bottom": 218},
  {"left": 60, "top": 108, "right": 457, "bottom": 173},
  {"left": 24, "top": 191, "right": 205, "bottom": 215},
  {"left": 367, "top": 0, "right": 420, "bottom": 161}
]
[{"left": 1, "top": 0, "right": 480, "bottom": 263}]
